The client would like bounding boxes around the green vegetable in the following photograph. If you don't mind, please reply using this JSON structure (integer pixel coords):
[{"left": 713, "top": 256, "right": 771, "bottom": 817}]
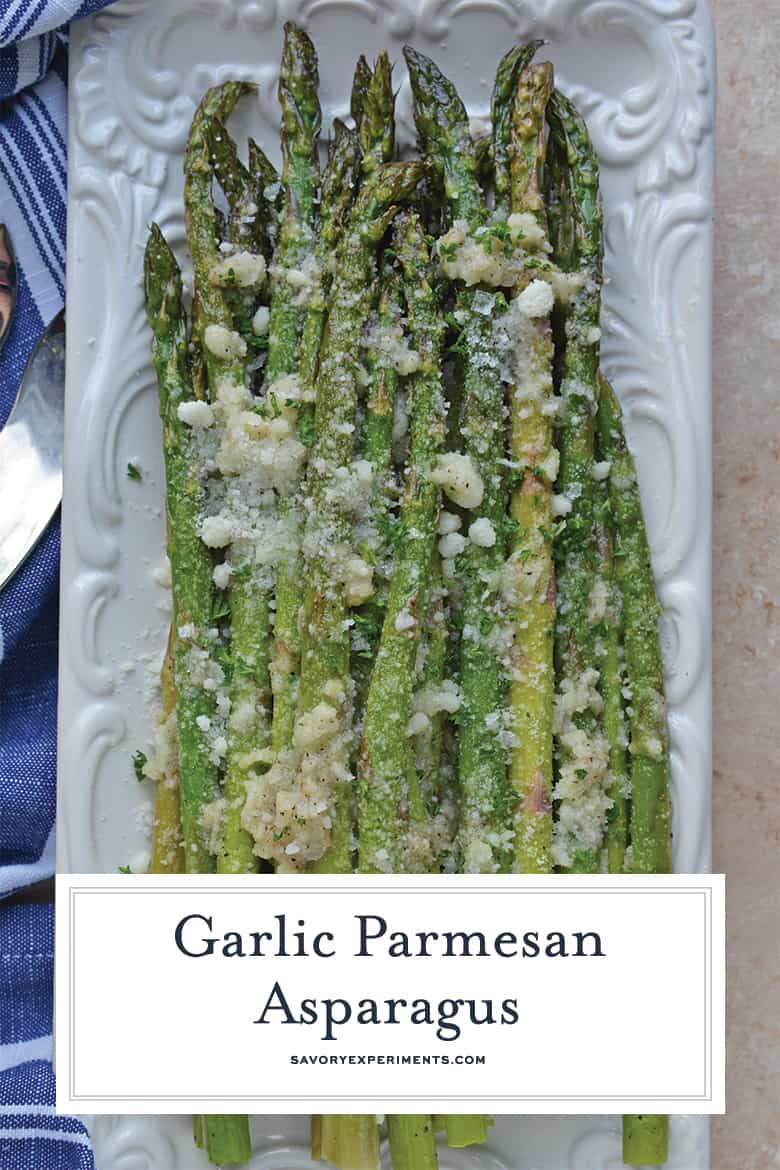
[
  {"left": 504, "top": 61, "right": 556, "bottom": 873},
  {"left": 144, "top": 223, "right": 221, "bottom": 873},
  {"left": 269, "top": 22, "right": 323, "bottom": 759},
  {"left": 597, "top": 375, "right": 671, "bottom": 876},
  {"left": 358, "top": 212, "right": 445, "bottom": 874},
  {"left": 302, "top": 160, "right": 425, "bottom": 876},
  {"left": 546, "top": 89, "right": 606, "bottom": 874},
  {"left": 386, "top": 1117, "right": 438, "bottom": 1170}
]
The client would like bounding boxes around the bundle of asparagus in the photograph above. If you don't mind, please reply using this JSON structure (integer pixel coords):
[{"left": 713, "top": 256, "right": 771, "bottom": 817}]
[{"left": 142, "top": 23, "right": 672, "bottom": 1169}]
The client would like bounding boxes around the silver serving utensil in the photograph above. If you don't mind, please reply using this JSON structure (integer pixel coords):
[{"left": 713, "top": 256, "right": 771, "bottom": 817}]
[
  {"left": 0, "top": 225, "right": 17, "bottom": 354},
  {"left": 0, "top": 311, "right": 65, "bottom": 591}
]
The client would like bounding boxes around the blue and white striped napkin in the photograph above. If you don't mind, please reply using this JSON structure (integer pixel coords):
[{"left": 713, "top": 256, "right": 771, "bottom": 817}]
[{"left": 1, "top": 2, "right": 118, "bottom": 1165}]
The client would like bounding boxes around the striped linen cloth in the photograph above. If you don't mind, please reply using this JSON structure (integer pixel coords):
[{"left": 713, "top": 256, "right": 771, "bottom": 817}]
[{"left": 1, "top": 2, "right": 117, "bottom": 1166}]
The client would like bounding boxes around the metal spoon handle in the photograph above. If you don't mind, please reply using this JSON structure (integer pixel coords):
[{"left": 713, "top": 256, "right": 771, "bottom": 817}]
[{"left": 0, "top": 311, "right": 65, "bottom": 591}]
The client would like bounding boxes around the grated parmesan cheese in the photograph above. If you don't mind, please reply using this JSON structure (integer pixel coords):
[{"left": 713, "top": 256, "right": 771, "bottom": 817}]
[
  {"left": 587, "top": 577, "right": 610, "bottom": 625},
  {"left": 343, "top": 554, "right": 374, "bottom": 606},
  {"left": 204, "top": 324, "right": 247, "bottom": 361},
  {"left": 405, "top": 711, "right": 431, "bottom": 738},
  {"left": 549, "top": 269, "right": 587, "bottom": 306},
  {"left": 468, "top": 518, "right": 497, "bottom": 548},
  {"left": 364, "top": 319, "right": 422, "bottom": 375},
  {"left": 516, "top": 279, "right": 554, "bottom": 320},
  {"left": 200, "top": 514, "right": 235, "bottom": 549},
  {"left": 507, "top": 211, "right": 548, "bottom": 251},
  {"left": 438, "top": 510, "right": 461, "bottom": 535},
  {"left": 200, "top": 798, "right": 226, "bottom": 855},
  {"left": 438, "top": 532, "right": 467, "bottom": 560},
  {"left": 430, "top": 453, "right": 484, "bottom": 510},
  {"left": 394, "top": 607, "right": 417, "bottom": 633},
  {"left": 177, "top": 400, "right": 215, "bottom": 428},
  {"left": 212, "top": 561, "right": 232, "bottom": 589},
  {"left": 210, "top": 250, "right": 266, "bottom": 289},
  {"left": 252, "top": 306, "right": 270, "bottom": 335}
]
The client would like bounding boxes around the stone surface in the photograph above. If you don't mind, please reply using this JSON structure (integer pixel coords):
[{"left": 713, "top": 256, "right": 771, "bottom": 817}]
[{"left": 709, "top": 1, "right": 780, "bottom": 1167}]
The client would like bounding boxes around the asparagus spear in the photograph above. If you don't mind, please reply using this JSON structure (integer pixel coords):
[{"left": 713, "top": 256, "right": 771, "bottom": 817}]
[
  {"left": 386, "top": 1116, "right": 438, "bottom": 1170},
  {"left": 597, "top": 375, "right": 671, "bottom": 877},
  {"left": 144, "top": 225, "right": 220, "bottom": 873},
  {"left": 269, "top": 22, "right": 323, "bottom": 758},
  {"left": 319, "top": 1115, "right": 381, "bottom": 1170},
  {"left": 304, "top": 112, "right": 376, "bottom": 1170},
  {"left": 623, "top": 1114, "right": 670, "bottom": 1168},
  {"left": 207, "top": 118, "right": 265, "bottom": 251},
  {"left": 404, "top": 46, "right": 500, "bottom": 874},
  {"left": 149, "top": 630, "right": 184, "bottom": 874},
  {"left": 186, "top": 82, "right": 269, "bottom": 883},
  {"left": 415, "top": 556, "right": 453, "bottom": 857},
  {"left": 241, "top": 160, "right": 425, "bottom": 875},
  {"left": 597, "top": 390, "right": 672, "bottom": 1170},
  {"left": 550, "top": 105, "right": 669, "bottom": 1162},
  {"left": 347, "top": 57, "right": 399, "bottom": 714},
  {"left": 299, "top": 119, "right": 362, "bottom": 400},
  {"left": 206, "top": 118, "right": 280, "bottom": 878},
  {"left": 594, "top": 480, "right": 629, "bottom": 874},
  {"left": 184, "top": 83, "right": 262, "bottom": 1164},
  {"left": 352, "top": 261, "right": 404, "bottom": 707},
  {"left": 249, "top": 137, "right": 283, "bottom": 223},
  {"left": 444, "top": 1116, "right": 489, "bottom": 1148},
  {"left": 492, "top": 42, "right": 544, "bottom": 206},
  {"left": 599, "top": 390, "right": 671, "bottom": 1170},
  {"left": 404, "top": 45, "right": 540, "bottom": 877},
  {"left": 545, "top": 90, "right": 609, "bottom": 874},
  {"left": 303, "top": 163, "right": 425, "bottom": 873},
  {"left": 501, "top": 61, "right": 557, "bottom": 873},
  {"left": 358, "top": 212, "right": 446, "bottom": 874},
  {"left": 350, "top": 55, "right": 372, "bottom": 130},
  {"left": 403, "top": 46, "right": 482, "bottom": 221},
  {"left": 357, "top": 51, "right": 395, "bottom": 173}
]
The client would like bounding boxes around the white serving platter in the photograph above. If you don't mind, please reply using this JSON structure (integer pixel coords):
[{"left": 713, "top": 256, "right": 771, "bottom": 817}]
[{"left": 59, "top": 0, "right": 715, "bottom": 1165}]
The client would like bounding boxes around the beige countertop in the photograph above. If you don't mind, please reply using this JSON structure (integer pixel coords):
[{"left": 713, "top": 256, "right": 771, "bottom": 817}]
[{"left": 709, "top": 1, "right": 780, "bottom": 1166}]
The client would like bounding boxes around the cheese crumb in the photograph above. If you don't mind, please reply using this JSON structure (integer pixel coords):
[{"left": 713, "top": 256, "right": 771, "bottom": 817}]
[
  {"left": 430, "top": 453, "right": 484, "bottom": 510},
  {"left": 252, "top": 306, "right": 270, "bottom": 335},
  {"left": 438, "top": 511, "right": 461, "bottom": 535},
  {"left": 343, "top": 555, "right": 374, "bottom": 606},
  {"left": 549, "top": 269, "right": 587, "bottom": 306},
  {"left": 200, "top": 798, "right": 226, "bottom": 855},
  {"left": 204, "top": 324, "right": 247, "bottom": 361},
  {"left": 364, "top": 319, "right": 421, "bottom": 375},
  {"left": 394, "top": 607, "right": 417, "bottom": 633},
  {"left": 552, "top": 494, "right": 573, "bottom": 517},
  {"left": 438, "top": 532, "right": 467, "bottom": 560},
  {"left": 463, "top": 838, "right": 495, "bottom": 874},
  {"left": 507, "top": 211, "right": 547, "bottom": 251},
  {"left": 468, "top": 518, "right": 497, "bottom": 547},
  {"left": 406, "top": 712, "right": 431, "bottom": 738},
  {"left": 591, "top": 460, "right": 611, "bottom": 481},
  {"left": 177, "top": 400, "right": 215, "bottom": 428},
  {"left": 414, "top": 679, "right": 462, "bottom": 717},
  {"left": 212, "top": 561, "right": 232, "bottom": 589},
  {"left": 294, "top": 701, "right": 341, "bottom": 753},
  {"left": 152, "top": 557, "right": 172, "bottom": 588},
  {"left": 200, "top": 515, "right": 234, "bottom": 549},
  {"left": 516, "top": 279, "right": 554, "bottom": 320},
  {"left": 587, "top": 577, "right": 610, "bottom": 625},
  {"left": 210, "top": 251, "right": 266, "bottom": 289}
]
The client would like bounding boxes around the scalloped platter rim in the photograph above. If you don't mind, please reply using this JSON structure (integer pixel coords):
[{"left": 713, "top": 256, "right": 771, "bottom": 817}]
[{"left": 60, "top": 0, "right": 715, "bottom": 1166}]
